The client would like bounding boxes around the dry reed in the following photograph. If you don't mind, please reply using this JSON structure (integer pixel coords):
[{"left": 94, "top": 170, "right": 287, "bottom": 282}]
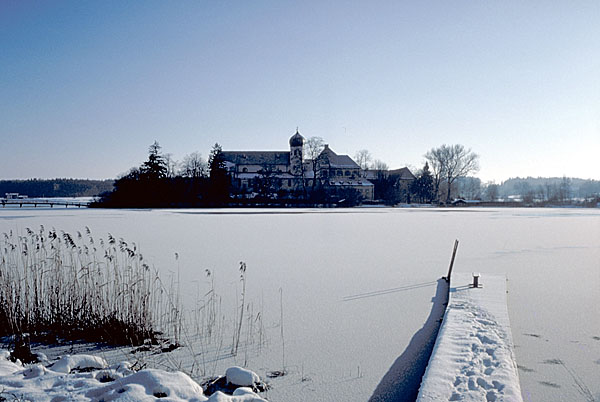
[{"left": 0, "top": 226, "right": 181, "bottom": 347}]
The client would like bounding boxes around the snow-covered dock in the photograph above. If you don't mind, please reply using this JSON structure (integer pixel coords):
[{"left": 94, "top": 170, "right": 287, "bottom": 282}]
[{"left": 417, "top": 272, "right": 523, "bottom": 402}]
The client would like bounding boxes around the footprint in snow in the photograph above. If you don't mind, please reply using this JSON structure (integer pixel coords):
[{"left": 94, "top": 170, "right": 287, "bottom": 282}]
[
  {"left": 542, "top": 358, "right": 562, "bottom": 365},
  {"left": 517, "top": 365, "right": 535, "bottom": 373},
  {"left": 523, "top": 333, "right": 541, "bottom": 338},
  {"left": 539, "top": 381, "right": 561, "bottom": 388}
]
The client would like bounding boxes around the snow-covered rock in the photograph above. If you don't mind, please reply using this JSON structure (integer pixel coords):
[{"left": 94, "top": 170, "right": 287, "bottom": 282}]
[
  {"left": 0, "top": 350, "right": 267, "bottom": 401},
  {"left": 225, "top": 366, "right": 260, "bottom": 387},
  {"left": 86, "top": 368, "right": 205, "bottom": 401},
  {"left": 51, "top": 354, "right": 108, "bottom": 373}
]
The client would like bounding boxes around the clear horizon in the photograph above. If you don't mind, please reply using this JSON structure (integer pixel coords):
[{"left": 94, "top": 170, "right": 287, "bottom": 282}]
[{"left": 1, "top": 1, "right": 599, "bottom": 183}]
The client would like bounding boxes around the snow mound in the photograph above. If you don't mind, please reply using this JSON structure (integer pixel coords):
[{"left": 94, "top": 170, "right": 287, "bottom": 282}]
[
  {"left": 22, "top": 363, "right": 48, "bottom": 378},
  {"left": 0, "top": 354, "right": 22, "bottom": 376},
  {"left": 51, "top": 354, "right": 108, "bottom": 373},
  {"left": 0, "top": 350, "right": 267, "bottom": 401},
  {"left": 226, "top": 366, "right": 260, "bottom": 387},
  {"left": 86, "top": 368, "right": 205, "bottom": 401}
]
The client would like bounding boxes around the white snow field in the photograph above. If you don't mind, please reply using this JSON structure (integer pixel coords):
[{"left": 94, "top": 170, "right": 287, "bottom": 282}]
[
  {"left": 417, "top": 273, "right": 522, "bottom": 402},
  {"left": 0, "top": 207, "right": 599, "bottom": 401}
]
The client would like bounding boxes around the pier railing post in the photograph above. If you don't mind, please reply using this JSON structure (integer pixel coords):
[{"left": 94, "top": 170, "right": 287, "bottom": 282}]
[{"left": 445, "top": 239, "right": 459, "bottom": 282}]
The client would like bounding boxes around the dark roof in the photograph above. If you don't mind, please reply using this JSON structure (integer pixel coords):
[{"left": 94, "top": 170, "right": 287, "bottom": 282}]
[
  {"left": 389, "top": 167, "right": 416, "bottom": 180},
  {"left": 318, "top": 146, "right": 360, "bottom": 169},
  {"left": 289, "top": 130, "right": 304, "bottom": 147},
  {"left": 221, "top": 151, "right": 290, "bottom": 166}
]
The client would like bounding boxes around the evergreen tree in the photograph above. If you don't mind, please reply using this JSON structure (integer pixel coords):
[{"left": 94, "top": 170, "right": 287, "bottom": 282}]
[
  {"left": 411, "top": 163, "right": 435, "bottom": 203},
  {"left": 141, "top": 141, "right": 168, "bottom": 180},
  {"left": 208, "top": 143, "right": 230, "bottom": 203}
]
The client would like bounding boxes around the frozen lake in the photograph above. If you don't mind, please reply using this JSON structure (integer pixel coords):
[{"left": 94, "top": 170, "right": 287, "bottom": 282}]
[{"left": 1, "top": 207, "right": 598, "bottom": 401}]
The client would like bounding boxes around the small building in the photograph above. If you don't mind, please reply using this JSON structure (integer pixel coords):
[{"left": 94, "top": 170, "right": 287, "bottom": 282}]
[{"left": 5, "top": 193, "right": 28, "bottom": 200}]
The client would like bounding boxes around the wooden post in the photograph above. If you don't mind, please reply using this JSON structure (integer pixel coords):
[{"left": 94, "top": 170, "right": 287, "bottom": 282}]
[
  {"left": 472, "top": 272, "right": 480, "bottom": 288},
  {"left": 445, "top": 239, "right": 459, "bottom": 282}
]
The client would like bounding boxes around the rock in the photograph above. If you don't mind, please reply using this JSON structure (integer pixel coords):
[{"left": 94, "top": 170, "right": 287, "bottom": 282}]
[{"left": 225, "top": 366, "right": 260, "bottom": 387}]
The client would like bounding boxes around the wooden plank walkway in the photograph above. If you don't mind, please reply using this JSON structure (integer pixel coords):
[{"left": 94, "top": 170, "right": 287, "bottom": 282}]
[{"left": 417, "top": 272, "right": 523, "bottom": 401}]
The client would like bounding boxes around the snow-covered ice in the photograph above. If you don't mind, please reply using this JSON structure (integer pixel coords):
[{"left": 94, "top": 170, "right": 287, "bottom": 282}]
[
  {"left": 417, "top": 272, "right": 522, "bottom": 401},
  {"left": 1, "top": 207, "right": 599, "bottom": 401}
]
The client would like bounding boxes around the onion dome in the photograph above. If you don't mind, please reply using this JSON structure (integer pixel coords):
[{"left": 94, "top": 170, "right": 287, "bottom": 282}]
[{"left": 289, "top": 129, "right": 304, "bottom": 147}]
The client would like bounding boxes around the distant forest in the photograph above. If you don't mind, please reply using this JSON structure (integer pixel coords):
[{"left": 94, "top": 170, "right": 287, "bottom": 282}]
[
  {"left": 453, "top": 176, "right": 600, "bottom": 202},
  {"left": 0, "top": 179, "right": 114, "bottom": 198},
  {"left": 497, "top": 177, "right": 600, "bottom": 199}
]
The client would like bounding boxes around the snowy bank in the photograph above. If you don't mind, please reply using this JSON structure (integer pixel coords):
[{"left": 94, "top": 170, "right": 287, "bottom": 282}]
[
  {"left": 417, "top": 272, "right": 522, "bottom": 402},
  {"left": 0, "top": 350, "right": 267, "bottom": 401}
]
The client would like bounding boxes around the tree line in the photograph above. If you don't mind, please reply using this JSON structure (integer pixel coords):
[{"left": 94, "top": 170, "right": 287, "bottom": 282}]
[
  {"left": 93, "top": 142, "right": 227, "bottom": 207},
  {"left": 92, "top": 139, "right": 598, "bottom": 208},
  {"left": 0, "top": 179, "right": 114, "bottom": 198},
  {"left": 94, "top": 140, "right": 484, "bottom": 207}
]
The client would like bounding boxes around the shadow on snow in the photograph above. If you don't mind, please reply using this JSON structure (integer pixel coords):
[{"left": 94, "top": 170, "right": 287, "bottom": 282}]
[{"left": 369, "top": 277, "right": 449, "bottom": 402}]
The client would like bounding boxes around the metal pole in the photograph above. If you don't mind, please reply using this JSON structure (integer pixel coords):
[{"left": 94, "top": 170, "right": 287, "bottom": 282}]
[{"left": 445, "top": 239, "right": 459, "bottom": 282}]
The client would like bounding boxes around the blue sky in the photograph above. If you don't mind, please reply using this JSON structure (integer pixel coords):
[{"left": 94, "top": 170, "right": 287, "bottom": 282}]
[{"left": 1, "top": 1, "right": 599, "bottom": 182}]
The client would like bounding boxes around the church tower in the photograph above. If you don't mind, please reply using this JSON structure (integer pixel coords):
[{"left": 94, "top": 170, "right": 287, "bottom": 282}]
[{"left": 289, "top": 128, "right": 304, "bottom": 176}]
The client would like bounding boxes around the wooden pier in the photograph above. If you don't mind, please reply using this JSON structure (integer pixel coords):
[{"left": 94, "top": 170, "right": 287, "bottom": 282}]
[{"left": 1, "top": 199, "right": 90, "bottom": 208}]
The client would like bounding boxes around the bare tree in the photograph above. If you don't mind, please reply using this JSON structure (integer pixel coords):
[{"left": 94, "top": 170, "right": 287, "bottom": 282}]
[
  {"left": 372, "top": 159, "right": 389, "bottom": 180},
  {"left": 303, "top": 136, "right": 325, "bottom": 189},
  {"left": 354, "top": 149, "right": 372, "bottom": 172},
  {"left": 372, "top": 159, "right": 388, "bottom": 171},
  {"left": 484, "top": 182, "right": 499, "bottom": 202},
  {"left": 423, "top": 150, "right": 444, "bottom": 202},
  {"left": 425, "top": 144, "right": 479, "bottom": 203},
  {"left": 304, "top": 136, "right": 325, "bottom": 164},
  {"left": 180, "top": 152, "right": 207, "bottom": 178},
  {"left": 164, "top": 153, "right": 178, "bottom": 178}
]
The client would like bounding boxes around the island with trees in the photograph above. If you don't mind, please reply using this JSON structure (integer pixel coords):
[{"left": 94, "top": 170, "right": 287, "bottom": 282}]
[{"left": 89, "top": 133, "right": 599, "bottom": 209}]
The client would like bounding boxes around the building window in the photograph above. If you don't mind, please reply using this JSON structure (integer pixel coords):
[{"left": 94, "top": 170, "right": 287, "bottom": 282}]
[
  {"left": 345, "top": 170, "right": 350, "bottom": 176},
  {"left": 242, "top": 167, "right": 248, "bottom": 173},
  {"left": 287, "top": 179, "right": 291, "bottom": 186},
  {"left": 337, "top": 169, "right": 343, "bottom": 176}
]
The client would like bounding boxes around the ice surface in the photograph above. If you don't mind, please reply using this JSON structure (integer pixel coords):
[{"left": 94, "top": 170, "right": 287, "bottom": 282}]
[{"left": 1, "top": 207, "right": 599, "bottom": 401}]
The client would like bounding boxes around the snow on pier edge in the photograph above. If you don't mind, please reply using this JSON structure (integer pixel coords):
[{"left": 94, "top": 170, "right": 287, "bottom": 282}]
[{"left": 417, "top": 272, "right": 523, "bottom": 402}]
